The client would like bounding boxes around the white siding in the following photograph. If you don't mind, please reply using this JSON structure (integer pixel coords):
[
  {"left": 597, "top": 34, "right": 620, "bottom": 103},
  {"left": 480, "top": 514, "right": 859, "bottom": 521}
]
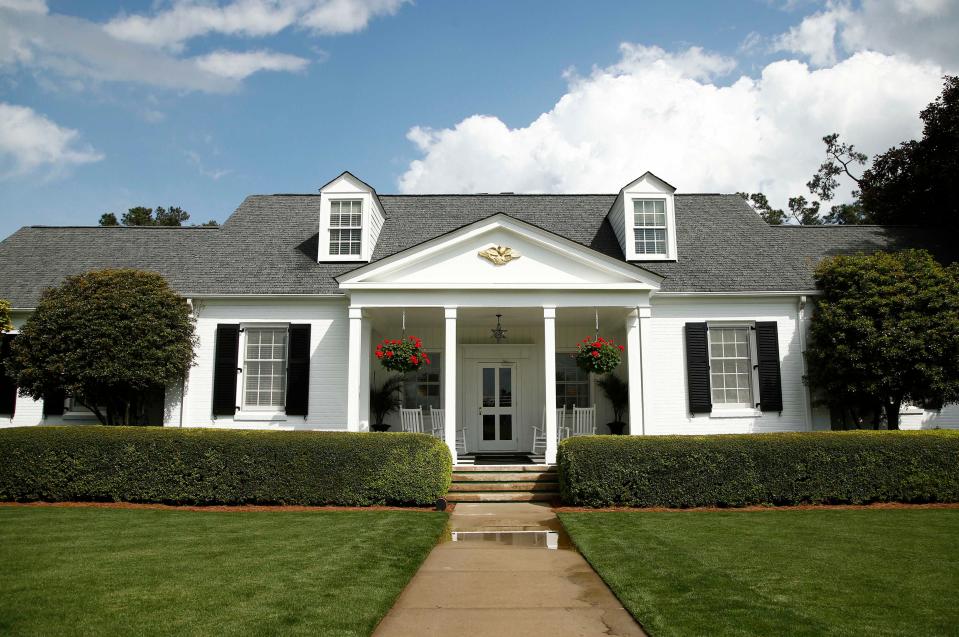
[
  {"left": 369, "top": 198, "right": 385, "bottom": 254},
  {"left": 644, "top": 296, "right": 811, "bottom": 435},
  {"left": 606, "top": 191, "right": 626, "bottom": 256},
  {"left": 179, "top": 298, "right": 350, "bottom": 430}
]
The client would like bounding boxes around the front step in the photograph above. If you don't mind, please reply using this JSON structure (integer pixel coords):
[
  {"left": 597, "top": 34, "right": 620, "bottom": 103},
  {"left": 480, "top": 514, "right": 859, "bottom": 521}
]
[{"left": 447, "top": 465, "right": 559, "bottom": 503}]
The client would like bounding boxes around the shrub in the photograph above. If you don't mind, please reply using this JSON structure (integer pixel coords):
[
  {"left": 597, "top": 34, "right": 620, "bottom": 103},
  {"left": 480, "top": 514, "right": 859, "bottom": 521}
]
[
  {"left": 557, "top": 431, "right": 959, "bottom": 508},
  {"left": 0, "top": 427, "right": 452, "bottom": 506}
]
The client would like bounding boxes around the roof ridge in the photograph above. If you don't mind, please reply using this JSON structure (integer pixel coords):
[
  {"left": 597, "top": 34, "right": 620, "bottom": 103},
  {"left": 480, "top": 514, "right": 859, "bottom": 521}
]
[
  {"left": 772, "top": 224, "right": 923, "bottom": 229},
  {"left": 26, "top": 225, "right": 219, "bottom": 230},
  {"left": 262, "top": 192, "right": 730, "bottom": 197}
]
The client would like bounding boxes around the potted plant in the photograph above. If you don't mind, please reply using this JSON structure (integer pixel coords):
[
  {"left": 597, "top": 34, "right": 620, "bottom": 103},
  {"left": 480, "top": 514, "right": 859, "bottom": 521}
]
[
  {"left": 575, "top": 336, "right": 623, "bottom": 374},
  {"left": 376, "top": 336, "right": 429, "bottom": 373},
  {"left": 596, "top": 374, "right": 628, "bottom": 435},
  {"left": 370, "top": 376, "right": 405, "bottom": 432}
]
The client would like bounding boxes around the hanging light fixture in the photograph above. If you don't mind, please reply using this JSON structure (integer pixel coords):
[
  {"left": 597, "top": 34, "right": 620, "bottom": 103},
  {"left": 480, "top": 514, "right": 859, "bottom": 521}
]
[{"left": 490, "top": 313, "right": 508, "bottom": 343}]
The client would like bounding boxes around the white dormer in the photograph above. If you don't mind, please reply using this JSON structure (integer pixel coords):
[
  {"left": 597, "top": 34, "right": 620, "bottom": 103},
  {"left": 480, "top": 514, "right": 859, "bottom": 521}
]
[
  {"left": 318, "top": 171, "right": 385, "bottom": 262},
  {"left": 607, "top": 171, "right": 678, "bottom": 261}
]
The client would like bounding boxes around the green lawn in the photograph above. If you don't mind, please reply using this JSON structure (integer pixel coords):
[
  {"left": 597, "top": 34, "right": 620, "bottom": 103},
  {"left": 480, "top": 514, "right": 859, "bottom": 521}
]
[
  {"left": 559, "top": 509, "right": 959, "bottom": 637},
  {"left": 0, "top": 507, "right": 447, "bottom": 637}
]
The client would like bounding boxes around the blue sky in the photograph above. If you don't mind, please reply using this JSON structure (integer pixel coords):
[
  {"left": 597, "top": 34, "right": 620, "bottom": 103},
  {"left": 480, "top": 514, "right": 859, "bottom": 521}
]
[{"left": 1, "top": 0, "right": 957, "bottom": 238}]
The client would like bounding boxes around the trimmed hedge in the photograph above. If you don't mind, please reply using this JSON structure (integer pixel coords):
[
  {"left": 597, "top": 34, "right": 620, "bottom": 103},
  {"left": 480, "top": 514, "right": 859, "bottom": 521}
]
[
  {"left": 558, "top": 431, "right": 959, "bottom": 508},
  {"left": 0, "top": 427, "right": 452, "bottom": 506}
]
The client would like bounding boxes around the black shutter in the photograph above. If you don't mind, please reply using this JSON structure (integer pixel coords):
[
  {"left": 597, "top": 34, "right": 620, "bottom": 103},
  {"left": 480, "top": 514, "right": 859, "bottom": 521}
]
[
  {"left": 0, "top": 335, "right": 16, "bottom": 416},
  {"left": 685, "top": 322, "right": 712, "bottom": 413},
  {"left": 285, "top": 324, "right": 311, "bottom": 416},
  {"left": 212, "top": 324, "right": 240, "bottom": 416},
  {"left": 755, "top": 321, "right": 783, "bottom": 412},
  {"left": 43, "top": 387, "right": 65, "bottom": 417}
]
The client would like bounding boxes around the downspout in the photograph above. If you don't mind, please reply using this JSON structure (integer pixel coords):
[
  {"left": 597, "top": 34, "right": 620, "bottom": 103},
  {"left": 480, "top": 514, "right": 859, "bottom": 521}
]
[{"left": 796, "top": 295, "right": 813, "bottom": 430}]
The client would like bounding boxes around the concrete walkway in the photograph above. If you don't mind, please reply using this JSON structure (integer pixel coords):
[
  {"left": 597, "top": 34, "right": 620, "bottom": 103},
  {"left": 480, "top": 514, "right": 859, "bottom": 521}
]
[{"left": 373, "top": 503, "right": 646, "bottom": 637}]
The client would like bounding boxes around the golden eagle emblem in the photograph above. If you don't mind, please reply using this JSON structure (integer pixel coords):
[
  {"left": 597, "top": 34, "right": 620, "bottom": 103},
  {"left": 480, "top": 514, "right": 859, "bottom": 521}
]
[{"left": 478, "top": 246, "right": 521, "bottom": 265}]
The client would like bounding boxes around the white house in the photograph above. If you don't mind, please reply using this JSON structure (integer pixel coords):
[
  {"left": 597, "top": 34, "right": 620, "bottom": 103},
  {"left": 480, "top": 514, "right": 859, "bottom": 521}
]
[{"left": 1, "top": 171, "right": 956, "bottom": 464}]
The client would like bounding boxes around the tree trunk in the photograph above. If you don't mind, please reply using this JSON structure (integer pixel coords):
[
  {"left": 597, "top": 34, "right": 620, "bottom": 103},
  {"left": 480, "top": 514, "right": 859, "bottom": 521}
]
[{"left": 884, "top": 400, "right": 902, "bottom": 430}]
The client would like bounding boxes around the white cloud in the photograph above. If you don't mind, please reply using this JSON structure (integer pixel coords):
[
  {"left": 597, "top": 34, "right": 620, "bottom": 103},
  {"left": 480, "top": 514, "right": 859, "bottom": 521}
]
[
  {"left": 106, "top": 0, "right": 408, "bottom": 50},
  {"left": 185, "top": 150, "right": 231, "bottom": 180},
  {"left": 194, "top": 49, "right": 309, "bottom": 79},
  {"left": 0, "top": 8, "right": 315, "bottom": 92},
  {"left": 775, "top": 0, "right": 959, "bottom": 68},
  {"left": 0, "top": 9, "right": 237, "bottom": 92},
  {"left": 0, "top": 0, "right": 46, "bottom": 13},
  {"left": 398, "top": 44, "right": 944, "bottom": 211},
  {"left": 0, "top": 102, "right": 103, "bottom": 177}
]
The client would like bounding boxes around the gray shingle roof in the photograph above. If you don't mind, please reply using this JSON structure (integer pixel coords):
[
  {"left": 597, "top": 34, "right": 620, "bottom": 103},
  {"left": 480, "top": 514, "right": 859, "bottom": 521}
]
[{"left": 0, "top": 193, "right": 954, "bottom": 307}]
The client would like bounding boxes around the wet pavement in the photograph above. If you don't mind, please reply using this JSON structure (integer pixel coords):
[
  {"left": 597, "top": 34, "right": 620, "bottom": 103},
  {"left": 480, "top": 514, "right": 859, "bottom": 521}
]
[{"left": 372, "top": 503, "right": 646, "bottom": 637}]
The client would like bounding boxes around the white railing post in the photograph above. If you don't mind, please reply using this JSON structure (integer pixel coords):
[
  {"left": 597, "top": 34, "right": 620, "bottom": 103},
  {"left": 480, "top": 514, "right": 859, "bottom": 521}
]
[{"left": 543, "top": 307, "right": 558, "bottom": 464}]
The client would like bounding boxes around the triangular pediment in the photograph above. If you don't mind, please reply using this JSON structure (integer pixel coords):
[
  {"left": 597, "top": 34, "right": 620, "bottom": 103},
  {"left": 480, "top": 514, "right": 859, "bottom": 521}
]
[{"left": 337, "top": 214, "right": 662, "bottom": 290}]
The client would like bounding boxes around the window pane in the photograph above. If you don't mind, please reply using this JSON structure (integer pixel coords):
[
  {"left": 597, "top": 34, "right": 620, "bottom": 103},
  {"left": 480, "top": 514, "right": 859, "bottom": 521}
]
[
  {"left": 404, "top": 353, "right": 441, "bottom": 410},
  {"left": 483, "top": 414, "right": 495, "bottom": 440},
  {"left": 707, "top": 327, "right": 753, "bottom": 405},
  {"left": 556, "top": 353, "right": 589, "bottom": 409},
  {"left": 499, "top": 368, "right": 512, "bottom": 407},
  {"left": 243, "top": 328, "right": 288, "bottom": 408},
  {"left": 482, "top": 368, "right": 495, "bottom": 407},
  {"left": 499, "top": 414, "right": 512, "bottom": 441}
]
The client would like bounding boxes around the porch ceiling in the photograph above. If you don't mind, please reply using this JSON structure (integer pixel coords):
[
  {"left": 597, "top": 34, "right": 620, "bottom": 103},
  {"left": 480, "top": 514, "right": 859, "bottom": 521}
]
[{"left": 365, "top": 306, "right": 630, "bottom": 332}]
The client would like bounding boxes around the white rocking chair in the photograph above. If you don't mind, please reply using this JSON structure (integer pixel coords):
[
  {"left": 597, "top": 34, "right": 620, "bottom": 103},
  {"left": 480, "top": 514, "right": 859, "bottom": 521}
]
[
  {"left": 430, "top": 406, "right": 468, "bottom": 454},
  {"left": 532, "top": 407, "right": 568, "bottom": 455},
  {"left": 399, "top": 407, "right": 425, "bottom": 433},
  {"left": 570, "top": 405, "right": 597, "bottom": 437}
]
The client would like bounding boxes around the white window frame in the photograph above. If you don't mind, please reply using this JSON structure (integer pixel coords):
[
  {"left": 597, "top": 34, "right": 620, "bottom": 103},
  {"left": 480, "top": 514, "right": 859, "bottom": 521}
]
[
  {"left": 328, "top": 199, "right": 364, "bottom": 257},
  {"left": 403, "top": 351, "right": 443, "bottom": 410},
  {"left": 63, "top": 395, "right": 98, "bottom": 420},
  {"left": 235, "top": 322, "right": 290, "bottom": 421},
  {"left": 555, "top": 350, "right": 591, "bottom": 410},
  {"left": 707, "top": 322, "right": 762, "bottom": 417},
  {"left": 632, "top": 198, "right": 669, "bottom": 257}
]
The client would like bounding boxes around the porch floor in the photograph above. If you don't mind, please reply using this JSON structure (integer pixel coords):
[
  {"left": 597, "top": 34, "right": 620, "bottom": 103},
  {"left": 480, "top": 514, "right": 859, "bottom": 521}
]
[{"left": 457, "top": 452, "right": 541, "bottom": 466}]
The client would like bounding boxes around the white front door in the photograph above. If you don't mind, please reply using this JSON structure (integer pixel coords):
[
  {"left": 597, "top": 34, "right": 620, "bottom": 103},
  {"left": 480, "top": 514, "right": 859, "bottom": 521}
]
[{"left": 476, "top": 363, "right": 518, "bottom": 451}]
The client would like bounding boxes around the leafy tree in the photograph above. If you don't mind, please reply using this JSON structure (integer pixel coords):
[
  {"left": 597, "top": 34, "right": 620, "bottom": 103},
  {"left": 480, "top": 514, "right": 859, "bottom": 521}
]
[
  {"left": 787, "top": 196, "right": 823, "bottom": 225},
  {"left": 806, "top": 250, "right": 959, "bottom": 429},
  {"left": 5, "top": 269, "right": 196, "bottom": 426},
  {"left": 738, "top": 192, "right": 788, "bottom": 225},
  {"left": 822, "top": 202, "right": 868, "bottom": 225},
  {"left": 859, "top": 75, "right": 959, "bottom": 228},
  {"left": 154, "top": 206, "right": 190, "bottom": 226},
  {"left": 807, "top": 133, "right": 868, "bottom": 202},
  {"left": 121, "top": 206, "right": 156, "bottom": 226},
  {"left": 0, "top": 299, "right": 11, "bottom": 333},
  {"left": 98, "top": 206, "right": 217, "bottom": 227}
]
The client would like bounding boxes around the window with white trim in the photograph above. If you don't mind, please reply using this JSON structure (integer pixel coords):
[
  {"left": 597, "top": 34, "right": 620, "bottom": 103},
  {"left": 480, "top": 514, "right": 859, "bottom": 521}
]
[
  {"left": 243, "top": 327, "right": 288, "bottom": 409},
  {"left": 633, "top": 199, "right": 667, "bottom": 255},
  {"left": 556, "top": 353, "right": 590, "bottom": 409},
  {"left": 404, "top": 353, "right": 441, "bottom": 410},
  {"left": 329, "top": 199, "right": 362, "bottom": 256},
  {"left": 708, "top": 326, "right": 755, "bottom": 407}
]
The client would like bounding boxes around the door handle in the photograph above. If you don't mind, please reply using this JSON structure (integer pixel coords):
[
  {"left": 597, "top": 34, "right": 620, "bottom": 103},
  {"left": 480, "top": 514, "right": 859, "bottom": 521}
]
[{"left": 477, "top": 407, "right": 482, "bottom": 415}]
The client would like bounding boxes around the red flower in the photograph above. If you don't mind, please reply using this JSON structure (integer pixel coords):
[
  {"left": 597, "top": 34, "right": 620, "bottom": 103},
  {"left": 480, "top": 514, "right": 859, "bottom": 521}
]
[
  {"left": 591, "top": 350, "right": 600, "bottom": 358},
  {"left": 618, "top": 345, "right": 625, "bottom": 351},
  {"left": 423, "top": 356, "right": 431, "bottom": 364},
  {"left": 375, "top": 351, "right": 383, "bottom": 359},
  {"left": 386, "top": 351, "right": 394, "bottom": 358},
  {"left": 410, "top": 355, "right": 419, "bottom": 365}
]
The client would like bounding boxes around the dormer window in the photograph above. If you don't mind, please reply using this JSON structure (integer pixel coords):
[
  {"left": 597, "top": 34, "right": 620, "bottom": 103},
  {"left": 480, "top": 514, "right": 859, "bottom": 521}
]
[
  {"left": 317, "top": 171, "right": 385, "bottom": 262},
  {"left": 329, "top": 199, "right": 363, "bottom": 256},
  {"left": 633, "top": 199, "right": 667, "bottom": 255},
  {"left": 609, "top": 171, "right": 678, "bottom": 261}
]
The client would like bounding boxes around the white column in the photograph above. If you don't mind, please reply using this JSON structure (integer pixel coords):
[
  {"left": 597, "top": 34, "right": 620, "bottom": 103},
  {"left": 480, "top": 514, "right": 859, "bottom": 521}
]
[
  {"left": 543, "top": 307, "right": 558, "bottom": 464},
  {"left": 626, "top": 307, "right": 650, "bottom": 436},
  {"left": 346, "top": 306, "right": 365, "bottom": 431},
  {"left": 359, "top": 317, "right": 372, "bottom": 431},
  {"left": 638, "top": 305, "right": 652, "bottom": 433},
  {"left": 444, "top": 307, "right": 458, "bottom": 465}
]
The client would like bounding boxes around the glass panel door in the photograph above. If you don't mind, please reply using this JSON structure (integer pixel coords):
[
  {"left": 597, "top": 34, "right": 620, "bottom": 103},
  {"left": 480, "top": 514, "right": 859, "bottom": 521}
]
[{"left": 476, "top": 363, "right": 517, "bottom": 451}]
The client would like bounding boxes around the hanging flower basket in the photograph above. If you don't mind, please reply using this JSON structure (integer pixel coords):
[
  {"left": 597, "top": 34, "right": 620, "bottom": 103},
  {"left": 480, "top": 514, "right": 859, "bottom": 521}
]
[
  {"left": 575, "top": 336, "right": 624, "bottom": 374},
  {"left": 376, "top": 336, "right": 430, "bottom": 373}
]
